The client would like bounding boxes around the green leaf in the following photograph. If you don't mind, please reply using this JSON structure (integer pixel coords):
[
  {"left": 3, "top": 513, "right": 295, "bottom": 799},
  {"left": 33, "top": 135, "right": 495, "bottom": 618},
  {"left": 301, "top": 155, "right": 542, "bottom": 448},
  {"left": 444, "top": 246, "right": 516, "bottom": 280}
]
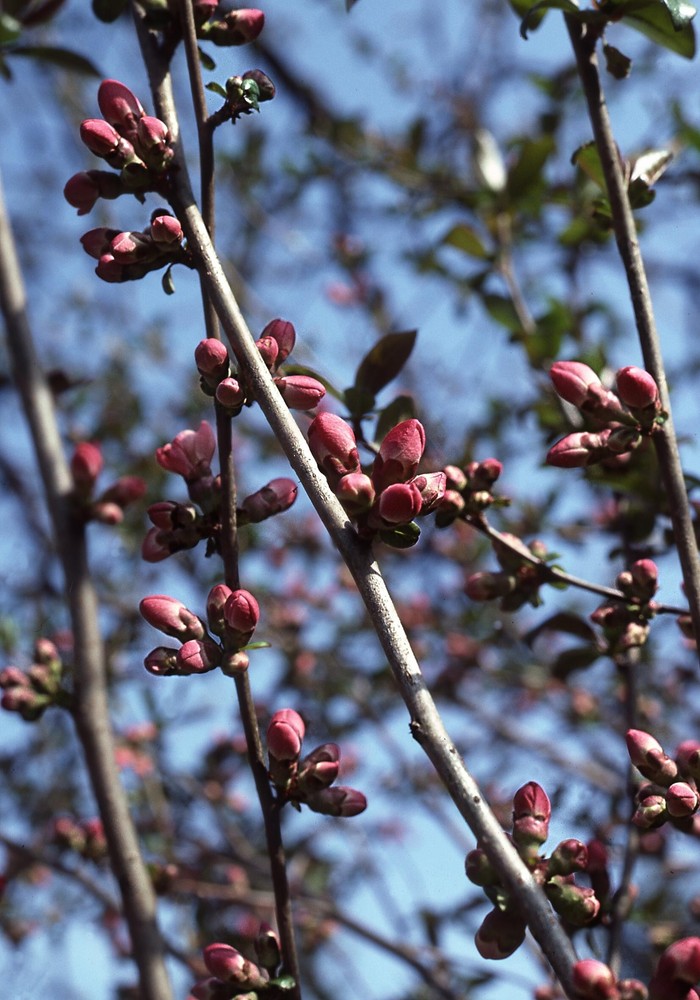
[
  {"left": 482, "top": 294, "right": 522, "bottom": 332},
  {"left": 353, "top": 330, "right": 417, "bottom": 396},
  {"left": 205, "top": 80, "right": 227, "bottom": 99},
  {"left": 161, "top": 266, "right": 176, "bottom": 295},
  {"left": 506, "top": 136, "right": 556, "bottom": 200},
  {"left": 0, "top": 13, "right": 21, "bottom": 43},
  {"left": 603, "top": 43, "right": 632, "bottom": 78},
  {"left": 373, "top": 395, "right": 417, "bottom": 446},
  {"left": 441, "top": 223, "right": 490, "bottom": 259},
  {"left": 618, "top": 1, "right": 696, "bottom": 57},
  {"left": 9, "top": 45, "right": 100, "bottom": 76},
  {"left": 379, "top": 521, "right": 421, "bottom": 549},
  {"left": 342, "top": 384, "right": 375, "bottom": 420},
  {"left": 198, "top": 45, "right": 216, "bottom": 71},
  {"left": 551, "top": 645, "right": 601, "bottom": 678},
  {"left": 571, "top": 141, "right": 606, "bottom": 191}
]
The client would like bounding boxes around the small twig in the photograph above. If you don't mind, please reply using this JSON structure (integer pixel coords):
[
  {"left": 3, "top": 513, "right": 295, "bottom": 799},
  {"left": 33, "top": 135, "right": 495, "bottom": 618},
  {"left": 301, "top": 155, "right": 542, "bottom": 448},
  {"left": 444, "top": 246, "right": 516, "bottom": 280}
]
[
  {"left": 565, "top": 16, "right": 700, "bottom": 660},
  {"left": 0, "top": 169, "right": 171, "bottom": 1000}
]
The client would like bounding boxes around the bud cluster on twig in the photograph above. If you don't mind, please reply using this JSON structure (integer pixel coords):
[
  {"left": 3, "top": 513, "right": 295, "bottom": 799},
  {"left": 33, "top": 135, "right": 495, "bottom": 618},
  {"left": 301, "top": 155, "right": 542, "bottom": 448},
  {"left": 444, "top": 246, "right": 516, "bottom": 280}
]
[
  {"left": 566, "top": 936, "right": 700, "bottom": 1000},
  {"left": 70, "top": 440, "right": 145, "bottom": 524},
  {"left": 465, "top": 532, "right": 552, "bottom": 611},
  {"left": 626, "top": 728, "right": 700, "bottom": 832},
  {"left": 590, "top": 558, "right": 659, "bottom": 655},
  {"left": 140, "top": 584, "right": 262, "bottom": 678},
  {"left": 465, "top": 783, "right": 601, "bottom": 960},
  {"left": 0, "top": 638, "right": 70, "bottom": 721},
  {"left": 266, "top": 709, "right": 367, "bottom": 818},
  {"left": 307, "top": 413, "right": 446, "bottom": 548},
  {"left": 190, "top": 923, "right": 294, "bottom": 999},
  {"left": 435, "top": 457, "right": 507, "bottom": 527},
  {"left": 547, "top": 361, "right": 664, "bottom": 470}
]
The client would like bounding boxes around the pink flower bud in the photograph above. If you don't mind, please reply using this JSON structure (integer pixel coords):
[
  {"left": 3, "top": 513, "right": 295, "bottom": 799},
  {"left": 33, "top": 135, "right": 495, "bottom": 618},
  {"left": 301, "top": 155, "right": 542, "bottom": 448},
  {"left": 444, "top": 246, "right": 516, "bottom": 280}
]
[
  {"left": 176, "top": 639, "right": 221, "bottom": 675},
  {"left": 203, "top": 943, "right": 268, "bottom": 987},
  {"left": 666, "top": 781, "right": 698, "bottom": 818},
  {"left": 255, "top": 335, "right": 279, "bottom": 369},
  {"left": 136, "top": 116, "right": 173, "bottom": 169},
  {"left": 65, "top": 170, "right": 124, "bottom": 215},
  {"left": 676, "top": 740, "right": 700, "bottom": 779},
  {"left": 80, "top": 228, "right": 119, "bottom": 259},
  {"left": 633, "top": 793, "right": 667, "bottom": 828},
  {"left": 550, "top": 361, "right": 602, "bottom": 406},
  {"left": 91, "top": 501, "right": 124, "bottom": 524},
  {"left": 150, "top": 214, "right": 183, "bottom": 244},
  {"left": 205, "top": 8, "right": 265, "bottom": 46},
  {"left": 223, "top": 589, "right": 260, "bottom": 636},
  {"left": 99, "top": 475, "right": 146, "bottom": 508},
  {"left": 411, "top": 471, "right": 447, "bottom": 513},
  {"left": 80, "top": 118, "right": 121, "bottom": 156},
  {"left": 372, "top": 419, "right": 426, "bottom": 492},
  {"left": 215, "top": 377, "right": 245, "bottom": 408},
  {"left": 141, "top": 527, "right": 172, "bottom": 563},
  {"left": 0, "top": 666, "right": 30, "bottom": 689},
  {"left": 626, "top": 729, "right": 678, "bottom": 785},
  {"left": 651, "top": 937, "right": 700, "bottom": 991},
  {"left": 241, "top": 478, "right": 298, "bottom": 523},
  {"left": 308, "top": 412, "right": 361, "bottom": 486},
  {"left": 444, "top": 464, "right": 468, "bottom": 491},
  {"left": 34, "top": 639, "right": 60, "bottom": 666},
  {"left": 71, "top": 442, "right": 103, "bottom": 494},
  {"left": 297, "top": 743, "right": 341, "bottom": 794},
  {"left": 156, "top": 421, "right": 216, "bottom": 480},
  {"left": 630, "top": 558, "right": 658, "bottom": 598},
  {"left": 546, "top": 431, "right": 611, "bottom": 468},
  {"left": 465, "top": 571, "right": 515, "bottom": 601},
  {"left": 274, "top": 374, "right": 326, "bottom": 410},
  {"left": 140, "top": 595, "right": 206, "bottom": 641},
  {"left": 110, "top": 230, "right": 157, "bottom": 264},
  {"left": 95, "top": 253, "right": 124, "bottom": 282},
  {"left": 143, "top": 646, "right": 179, "bottom": 676},
  {"left": 376, "top": 481, "right": 423, "bottom": 525},
  {"left": 512, "top": 781, "right": 551, "bottom": 848},
  {"left": 206, "top": 584, "right": 233, "bottom": 636},
  {"left": 195, "top": 338, "right": 229, "bottom": 379},
  {"left": 306, "top": 785, "right": 367, "bottom": 817},
  {"left": 616, "top": 366, "right": 659, "bottom": 409},
  {"left": 260, "top": 318, "right": 295, "bottom": 365},
  {"left": 475, "top": 907, "right": 527, "bottom": 960},
  {"left": 464, "top": 847, "right": 499, "bottom": 887},
  {"left": 547, "top": 839, "right": 588, "bottom": 877},
  {"left": 335, "top": 472, "right": 376, "bottom": 515},
  {"left": 267, "top": 709, "right": 305, "bottom": 761},
  {"left": 617, "top": 980, "right": 648, "bottom": 1000},
  {"left": 545, "top": 877, "right": 600, "bottom": 926},
  {"left": 97, "top": 79, "right": 144, "bottom": 137},
  {"left": 572, "top": 959, "right": 618, "bottom": 999}
]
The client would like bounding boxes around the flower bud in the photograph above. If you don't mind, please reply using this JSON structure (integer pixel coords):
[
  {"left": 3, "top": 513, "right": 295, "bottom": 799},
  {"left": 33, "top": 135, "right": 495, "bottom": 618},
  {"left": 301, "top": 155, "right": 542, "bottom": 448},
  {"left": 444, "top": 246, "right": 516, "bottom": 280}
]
[
  {"left": 676, "top": 741, "right": 700, "bottom": 780},
  {"left": 260, "top": 318, "right": 295, "bottom": 365},
  {"left": 206, "top": 584, "right": 233, "bottom": 636},
  {"left": 95, "top": 253, "right": 124, "bottom": 282},
  {"left": 254, "top": 922, "right": 281, "bottom": 972},
  {"left": 633, "top": 793, "right": 667, "bottom": 829},
  {"left": 335, "top": 472, "right": 376, "bottom": 515},
  {"left": 650, "top": 937, "right": 700, "bottom": 995},
  {"left": 80, "top": 227, "right": 119, "bottom": 259},
  {"left": 267, "top": 708, "right": 305, "bottom": 761},
  {"left": 223, "top": 589, "right": 260, "bottom": 642},
  {"left": 176, "top": 639, "right": 222, "bottom": 674},
  {"left": 34, "top": 638, "right": 60, "bottom": 667},
  {"left": 99, "top": 475, "right": 146, "bottom": 509},
  {"left": 274, "top": 374, "right": 326, "bottom": 410},
  {"left": 546, "top": 431, "right": 611, "bottom": 468},
  {"left": 141, "top": 528, "right": 172, "bottom": 563},
  {"left": 411, "top": 471, "right": 447, "bottom": 513},
  {"left": 547, "top": 839, "right": 588, "bottom": 877},
  {"left": 71, "top": 442, "right": 103, "bottom": 495},
  {"left": 80, "top": 118, "right": 122, "bottom": 156},
  {"left": 550, "top": 361, "right": 602, "bottom": 406},
  {"left": 616, "top": 366, "right": 659, "bottom": 409},
  {"left": 376, "top": 481, "right": 423, "bottom": 525},
  {"left": 308, "top": 412, "right": 361, "bottom": 487},
  {"left": 220, "top": 650, "right": 250, "bottom": 676},
  {"left": 139, "top": 595, "right": 206, "bottom": 641},
  {"left": 150, "top": 213, "right": 183, "bottom": 244},
  {"left": 296, "top": 743, "right": 341, "bottom": 794},
  {"left": 204, "top": 8, "right": 265, "bottom": 46},
  {"left": 156, "top": 421, "right": 215, "bottom": 480},
  {"left": 98, "top": 79, "right": 144, "bottom": 138},
  {"left": 465, "top": 571, "right": 515, "bottom": 601},
  {"left": 372, "top": 419, "right": 426, "bottom": 492},
  {"left": 617, "top": 979, "right": 648, "bottom": 1000},
  {"left": 444, "top": 465, "right": 468, "bottom": 491},
  {"left": 64, "top": 169, "right": 124, "bottom": 214},
  {"left": 215, "top": 377, "right": 246, "bottom": 409},
  {"left": 666, "top": 781, "right": 699, "bottom": 818},
  {"left": 464, "top": 847, "right": 499, "bottom": 887},
  {"left": 110, "top": 230, "right": 157, "bottom": 264},
  {"left": 475, "top": 907, "right": 527, "bottom": 960},
  {"left": 306, "top": 785, "right": 367, "bottom": 817},
  {"left": 143, "top": 646, "right": 179, "bottom": 676},
  {"left": 203, "top": 943, "right": 268, "bottom": 987},
  {"left": 512, "top": 781, "right": 551, "bottom": 851},
  {"left": 241, "top": 478, "right": 298, "bottom": 523},
  {"left": 571, "top": 959, "right": 618, "bottom": 999},
  {"left": 626, "top": 729, "right": 678, "bottom": 785},
  {"left": 195, "top": 338, "right": 229, "bottom": 380},
  {"left": 91, "top": 501, "right": 124, "bottom": 524},
  {"left": 545, "top": 877, "right": 600, "bottom": 925}
]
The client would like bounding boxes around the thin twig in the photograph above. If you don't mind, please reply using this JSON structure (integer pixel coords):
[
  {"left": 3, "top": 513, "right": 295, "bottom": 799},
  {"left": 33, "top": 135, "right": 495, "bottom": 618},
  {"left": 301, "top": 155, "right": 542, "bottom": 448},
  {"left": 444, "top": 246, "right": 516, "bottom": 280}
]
[
  {"left": 565, "top": 16, "right": 700, "bottom": 659},
  {"left": 0, "top": 170, "right": 171, "bottom": 1000},
  {"left": 132, "top": 10, "right": 581, "bottom": 994}
]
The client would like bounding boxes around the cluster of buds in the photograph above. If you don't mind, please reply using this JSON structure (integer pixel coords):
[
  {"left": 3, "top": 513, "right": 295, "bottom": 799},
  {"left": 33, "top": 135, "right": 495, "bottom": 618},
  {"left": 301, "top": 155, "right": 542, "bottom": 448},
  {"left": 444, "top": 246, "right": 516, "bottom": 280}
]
[
  {"left": 195, "top": 319, "right": 325, "bottom": 416},
  {"left": 80, "top": 210, "right": 190, "bottom": 284},
  {"left": 308, "top": 414, "right": 445, "bottom": 548},
  {"left": 466, "top": 783, "right": 601, "bottom": 960},
  {"left": 65, "top": 80, "right": 175, "bottom": 216},
  {"left": 266, "top": 709, "right": 367, "bottom": 817},
  {"left": 591, "top": 559, "right": 659, "bottom": 656},
  {"left": 190, "top": 924, "right": 293, "bottom": 999},
  {"left": 0, "top": 639, "right": 69, "bottom": 721},
  {"left": 71, "top": 441, "right": 145, "bottom": 524},
  {"left": 434, "top": 458, "right": 507, "bottom": 527},
  {"left": 194, "top": 4, "right": 265, "bottom": 46},
  {"left": 568, "top": 937, "right": 700, "bottom": 999},
  {"left": 626, "top": 729, "right": 700, "bottom": 832},
  {"left": 465, "top": 533, "right": 551, "bottom": 611},
  {"left": 143, "top": 419, "right": 297, "bottom": 562},
  {"left": 547, "top": 362, "right": 664, "bottom": 470},
  {"left": 140, "top": 585, "right": 261, "bottom": 678},
  {"left": 51, "top": 817, "right": 107, "bottom": 862}
]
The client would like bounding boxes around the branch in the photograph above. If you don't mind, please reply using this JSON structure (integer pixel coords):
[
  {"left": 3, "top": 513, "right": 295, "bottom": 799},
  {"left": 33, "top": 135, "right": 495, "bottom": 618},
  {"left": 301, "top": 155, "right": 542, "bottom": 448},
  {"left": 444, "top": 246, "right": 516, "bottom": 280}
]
[
  {"left": 133, "top": 13, "right": 580, "bottom": 995},
  {"left": 565, "top": 16, "right": 700, "bottom": 658},
  {"left": 0, "top": 169, "right": 172, "bottom": 1000}
]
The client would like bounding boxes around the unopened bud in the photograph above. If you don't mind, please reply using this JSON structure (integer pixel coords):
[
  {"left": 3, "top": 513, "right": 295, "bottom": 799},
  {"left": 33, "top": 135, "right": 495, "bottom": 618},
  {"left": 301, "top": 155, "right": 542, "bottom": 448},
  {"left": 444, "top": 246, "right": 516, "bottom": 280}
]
[
  {"left": 242, "top": 478, "right": 298, "bottom": 522},
  {"left": 372, "top": 419, "right": 426, "bottom": 492},
  {"left": 274, "top": 374, "right": 326, "bottom": 410},
  {"left": 267, "top": 708, "right": 305, "bottom": 761},
  {"left": 545, "top": 877, "right": 600, "bottom": 925},
  {"left": 616, "top": 366, "right": 659, "bottom": 410},
  {"left": 306, "top": 785, "right": 367, "bottom": 817},
  {"left": 666, "top": 781, "right": 698, "bottom": 818},
  {"left": 260, "top": 318, "right": 295, "bottom": 365},
  {"left": 144, "top": 646, "right": 179, "bottom": 676},
  {"left": 550, "top": 361, "right": 602, "bottom": 406},
  {"left": 215, "top": 377, "right": 246, "bottom": 409},
  {"left": 572, "top": 959, "right": 618, "bottom": 999},
  {"left": 140, "top": 595, "right": 206, "bottom": 641},
  {"left": 475, "top": 907, "right": 527, "bottom": 960},
  {"left": 71, "top": 442, "right": 103, "bottom": 495},
  {"left": 626, "top": 729, "right": 678, "bottom": 785},
  {"left": 547, "top": 839, "right": 588, "bottom": 877},
  {"left": 376, "top": 481, "right": 423, "bottom": 525},
  {"left": 195, "top": 338, "right": 230, "bottom": 381},
  {"left": 176, "top": 639, "right": 222, "bottom": 674}
]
